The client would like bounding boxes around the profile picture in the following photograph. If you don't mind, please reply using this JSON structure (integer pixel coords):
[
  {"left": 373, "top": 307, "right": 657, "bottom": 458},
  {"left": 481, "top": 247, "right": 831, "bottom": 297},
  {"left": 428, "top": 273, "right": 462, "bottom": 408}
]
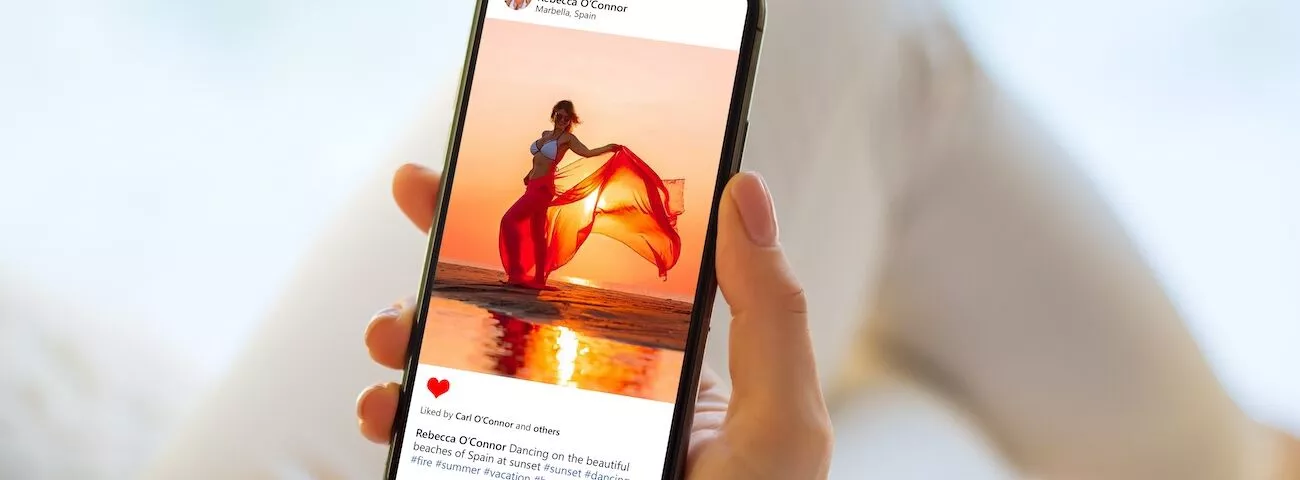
[
  {"left": 419, "top": 20, "right": 738, "bottom": 403},
  {"left": 505, "top": 0, "right": 530, "bottom": 10}
]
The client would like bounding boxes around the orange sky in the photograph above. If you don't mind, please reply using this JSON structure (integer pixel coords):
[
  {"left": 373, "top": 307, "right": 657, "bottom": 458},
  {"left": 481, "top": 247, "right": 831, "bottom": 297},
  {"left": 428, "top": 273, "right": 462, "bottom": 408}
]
[{"left": 435, "top": 19, "right": 739, "bottom": 301}]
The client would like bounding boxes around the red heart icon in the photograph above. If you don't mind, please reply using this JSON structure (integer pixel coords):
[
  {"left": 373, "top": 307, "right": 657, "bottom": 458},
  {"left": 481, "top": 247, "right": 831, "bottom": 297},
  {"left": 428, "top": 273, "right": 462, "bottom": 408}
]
[{"left": 427, "top": 377, "right": 450, "bottom": 398}]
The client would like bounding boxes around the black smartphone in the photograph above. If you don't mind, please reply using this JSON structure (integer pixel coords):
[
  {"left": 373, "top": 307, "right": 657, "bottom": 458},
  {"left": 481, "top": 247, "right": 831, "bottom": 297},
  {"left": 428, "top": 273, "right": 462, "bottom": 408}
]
[{"left": 383, "top": 0, "right": 763, "bottom": 478}]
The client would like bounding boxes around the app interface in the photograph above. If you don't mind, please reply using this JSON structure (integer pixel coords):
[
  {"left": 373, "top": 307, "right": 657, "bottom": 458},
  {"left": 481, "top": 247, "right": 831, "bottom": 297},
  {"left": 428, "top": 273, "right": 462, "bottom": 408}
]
[{"left": 394, "top": 0, "right": 748, "bottom": 478}]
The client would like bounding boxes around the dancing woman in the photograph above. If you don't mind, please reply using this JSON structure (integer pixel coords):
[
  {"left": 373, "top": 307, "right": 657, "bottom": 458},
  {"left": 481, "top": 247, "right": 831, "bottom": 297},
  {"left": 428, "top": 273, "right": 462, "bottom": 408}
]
[
  {"left": 498, "top": 100, "right": 683, "bottom": 290},
  {"left": 499, "top": 100, "right": 615, "bottom": 289}
]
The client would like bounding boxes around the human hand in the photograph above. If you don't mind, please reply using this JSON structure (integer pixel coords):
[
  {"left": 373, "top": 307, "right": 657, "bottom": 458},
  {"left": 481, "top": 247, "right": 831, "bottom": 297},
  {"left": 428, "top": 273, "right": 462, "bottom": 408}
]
[{"left": 357, "top": 165, "right": 833, "bottom": 479}]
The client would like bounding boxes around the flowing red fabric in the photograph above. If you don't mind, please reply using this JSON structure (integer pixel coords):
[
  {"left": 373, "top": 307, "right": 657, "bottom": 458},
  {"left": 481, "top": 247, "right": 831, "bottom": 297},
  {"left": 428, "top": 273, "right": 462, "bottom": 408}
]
[{"left": 498, "top": 146, "right": 683, "bottom": 286}]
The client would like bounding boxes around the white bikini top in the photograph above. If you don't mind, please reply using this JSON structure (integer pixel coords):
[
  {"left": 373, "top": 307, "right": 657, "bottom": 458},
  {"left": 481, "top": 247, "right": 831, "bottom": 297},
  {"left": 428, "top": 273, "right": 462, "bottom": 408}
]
[{"left": 530, "top": 135, "right": 560, "bottom": 160}]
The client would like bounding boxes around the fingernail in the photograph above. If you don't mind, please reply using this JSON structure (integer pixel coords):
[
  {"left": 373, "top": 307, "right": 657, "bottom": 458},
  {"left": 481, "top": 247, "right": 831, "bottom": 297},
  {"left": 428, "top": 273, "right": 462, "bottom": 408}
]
[
  {"left": 356, "top": 384, "right": 382, "bottom": 418},
  {"left": 401, "top": 162, "right": 439, "bottom": 179},
  {"left": 404, "top": 162, "right": 432, "bottom": 173},
  {"left": 730, "top": 172, "right": 779, "bottom": 247},
  {"left": 415, "top": 164, "right": 439, "bottom": 178},
  {"left": 372, "top": 306, "right": 401, "bottom": 321}
]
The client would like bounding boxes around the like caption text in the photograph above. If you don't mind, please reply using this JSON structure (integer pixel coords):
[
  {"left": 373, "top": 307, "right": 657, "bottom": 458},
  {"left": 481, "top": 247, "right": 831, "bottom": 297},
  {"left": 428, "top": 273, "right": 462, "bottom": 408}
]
[{"left": 407, "top": 407, "right": 634, "bottom": 480}]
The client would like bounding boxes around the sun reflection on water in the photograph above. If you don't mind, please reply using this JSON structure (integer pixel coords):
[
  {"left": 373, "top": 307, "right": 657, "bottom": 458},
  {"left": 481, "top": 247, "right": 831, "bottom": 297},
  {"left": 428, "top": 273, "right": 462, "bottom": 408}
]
[
  {"left": 554, "top": 326, "right": 580, "bottom": 387},
  {"left": 418, "top": 287, "right": 686, "bottom": 402}
]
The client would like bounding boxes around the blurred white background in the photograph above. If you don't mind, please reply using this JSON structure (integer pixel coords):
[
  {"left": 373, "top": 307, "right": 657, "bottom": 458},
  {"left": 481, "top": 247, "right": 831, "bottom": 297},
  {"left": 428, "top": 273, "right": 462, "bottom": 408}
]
[
  {"left": 945, "top": 0, "right": 1299, "bottom": 430},
  {"left": 1, "top": 0, "right": 1296, "bottom": 457},
  {"left": 1, "top": 0, "right": 460, "bottom": 374}
]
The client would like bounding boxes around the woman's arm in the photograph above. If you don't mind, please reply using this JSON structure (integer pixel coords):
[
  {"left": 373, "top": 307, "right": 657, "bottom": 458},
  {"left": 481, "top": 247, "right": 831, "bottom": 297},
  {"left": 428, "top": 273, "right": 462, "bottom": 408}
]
[{"left": 565, "top": 135, "right": 615, "bottom": 158}]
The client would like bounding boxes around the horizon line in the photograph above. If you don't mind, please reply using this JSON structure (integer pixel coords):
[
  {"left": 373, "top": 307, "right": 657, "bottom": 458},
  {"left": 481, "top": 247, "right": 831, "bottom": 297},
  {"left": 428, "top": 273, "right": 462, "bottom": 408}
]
[{"left": 435, "top": 260, "right": 696, "bottom": 304}]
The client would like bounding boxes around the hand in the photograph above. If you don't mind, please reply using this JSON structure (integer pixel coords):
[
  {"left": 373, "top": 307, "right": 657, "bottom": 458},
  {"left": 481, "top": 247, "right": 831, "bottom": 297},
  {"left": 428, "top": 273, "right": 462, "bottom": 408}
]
[{"left": 357, "top": 164, "right": 833, "bottom": 479}]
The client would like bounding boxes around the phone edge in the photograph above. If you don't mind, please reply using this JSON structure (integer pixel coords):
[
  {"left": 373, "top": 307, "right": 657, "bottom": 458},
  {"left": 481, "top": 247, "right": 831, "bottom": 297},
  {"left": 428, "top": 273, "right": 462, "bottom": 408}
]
[
  {"left": 381, "top": 0, "right": 491, "bottom": 477},
  {"left": 660, "top": 0, "right": 765, "bottom": 478}
]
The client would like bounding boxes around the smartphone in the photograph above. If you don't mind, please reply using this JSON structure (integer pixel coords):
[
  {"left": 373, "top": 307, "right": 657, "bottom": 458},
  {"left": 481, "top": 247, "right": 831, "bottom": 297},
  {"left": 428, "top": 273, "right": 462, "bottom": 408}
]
[{"left": 383, "top": 0, "right": 763, "bottom": 478}]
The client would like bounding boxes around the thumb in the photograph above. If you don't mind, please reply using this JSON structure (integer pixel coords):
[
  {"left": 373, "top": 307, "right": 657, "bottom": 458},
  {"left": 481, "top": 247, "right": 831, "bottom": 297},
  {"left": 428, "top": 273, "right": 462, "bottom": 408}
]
[
  {"left": 715, "top": 172, "right": 827, "bottom": 426},
  {"left": 392, "top": 163, "right": 443, "bottom": 233}
]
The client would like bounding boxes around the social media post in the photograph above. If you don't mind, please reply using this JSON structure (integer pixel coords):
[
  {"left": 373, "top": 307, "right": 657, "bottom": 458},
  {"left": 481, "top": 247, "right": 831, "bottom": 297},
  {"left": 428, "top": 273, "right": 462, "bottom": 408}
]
[
  {"left": 392, "top": 16, "right": 743, "bottom": 480},
  {"left": 397, "top": 366, "right": 676, "bottom": 479},
  {"left": 488, "top": 0, "right": 747, "bottom": 51}
]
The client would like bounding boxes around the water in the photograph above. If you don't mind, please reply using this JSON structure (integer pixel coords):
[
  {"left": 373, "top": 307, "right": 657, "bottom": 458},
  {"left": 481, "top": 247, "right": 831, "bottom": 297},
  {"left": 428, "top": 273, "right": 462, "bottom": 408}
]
[{"left": 417, "top": 263, "right": 693, "bottom": 402}]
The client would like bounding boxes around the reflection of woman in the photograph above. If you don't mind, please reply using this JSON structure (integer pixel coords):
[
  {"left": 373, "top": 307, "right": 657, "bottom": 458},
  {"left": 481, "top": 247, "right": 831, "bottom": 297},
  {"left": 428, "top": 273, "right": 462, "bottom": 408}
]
[{"left": 498, "top": 100, "right": 682, "bottom": 289}]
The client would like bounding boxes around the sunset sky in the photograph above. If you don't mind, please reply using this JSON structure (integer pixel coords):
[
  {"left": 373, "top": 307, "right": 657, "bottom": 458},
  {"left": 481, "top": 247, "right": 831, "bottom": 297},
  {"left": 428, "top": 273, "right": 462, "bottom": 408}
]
[{"left": 435, "top": 19, "right": 739, "bottom": 301}]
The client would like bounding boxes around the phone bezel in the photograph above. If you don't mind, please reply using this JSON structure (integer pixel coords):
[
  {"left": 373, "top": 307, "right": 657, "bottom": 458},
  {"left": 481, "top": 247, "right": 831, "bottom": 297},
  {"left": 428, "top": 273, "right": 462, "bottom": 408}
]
[{"left": 382, "top": 1, "right": 765, "bottom": 477}]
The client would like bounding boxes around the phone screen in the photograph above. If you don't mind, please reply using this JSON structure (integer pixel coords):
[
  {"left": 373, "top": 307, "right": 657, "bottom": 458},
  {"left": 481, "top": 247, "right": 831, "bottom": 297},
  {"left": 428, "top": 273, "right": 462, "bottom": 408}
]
[{"left": 388, "top": 0, "right": 757, "bottom": 478}]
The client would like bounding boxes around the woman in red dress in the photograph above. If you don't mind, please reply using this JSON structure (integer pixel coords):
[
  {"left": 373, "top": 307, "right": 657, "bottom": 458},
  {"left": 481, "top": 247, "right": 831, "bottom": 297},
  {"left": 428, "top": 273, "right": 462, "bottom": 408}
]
[{"left": 499, "top": 100, "right": 683, "bottom": 290}]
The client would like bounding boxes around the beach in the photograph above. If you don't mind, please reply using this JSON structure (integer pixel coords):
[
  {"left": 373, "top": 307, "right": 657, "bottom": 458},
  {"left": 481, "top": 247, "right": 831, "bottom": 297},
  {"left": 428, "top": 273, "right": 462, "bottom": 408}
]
[
  {"left": 429, "top": 262, "right": 692, "bottom": 351},
  {"left": 417, "top": 262, "right": 694, "bottom": 402}
]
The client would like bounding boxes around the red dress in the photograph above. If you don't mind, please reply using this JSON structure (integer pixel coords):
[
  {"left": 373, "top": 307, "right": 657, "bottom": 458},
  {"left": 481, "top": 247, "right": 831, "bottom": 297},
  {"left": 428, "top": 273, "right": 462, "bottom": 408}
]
[{"left": 498, "top": 145, "right": 682, "bottom": 288}]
